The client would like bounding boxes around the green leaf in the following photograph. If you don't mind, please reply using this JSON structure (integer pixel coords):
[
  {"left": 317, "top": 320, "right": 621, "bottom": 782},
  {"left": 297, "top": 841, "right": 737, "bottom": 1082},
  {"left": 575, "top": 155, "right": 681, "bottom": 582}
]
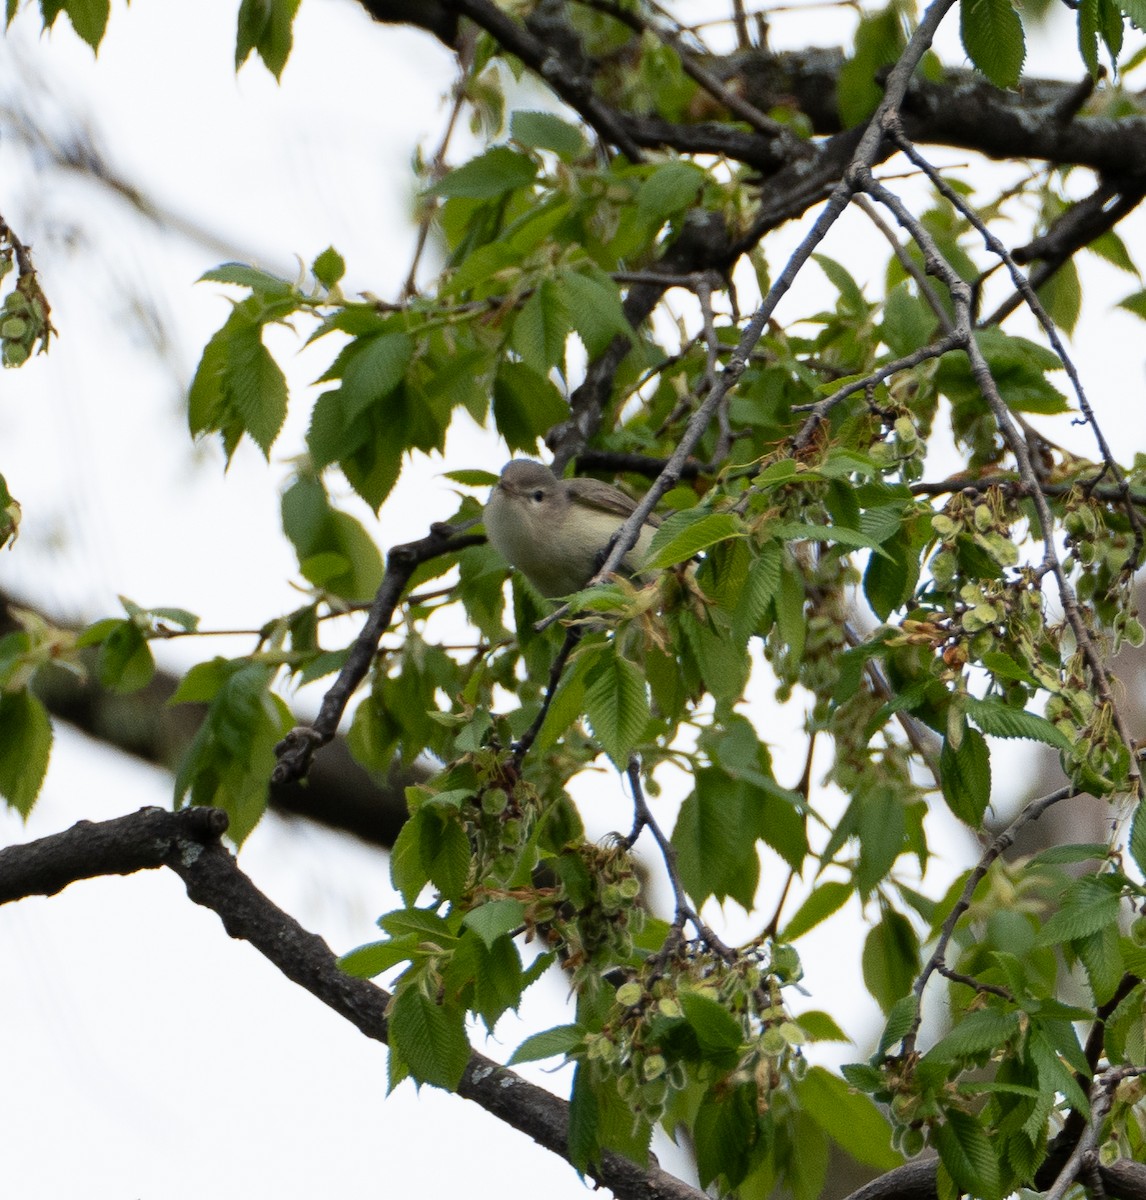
[
  {"left": 940, "top": 723, "right": 991, "bottom": 826},
  {"left": 338, "top": 938, "right": 419, "bottom": 979},
  {"left": 837, "top": 7, "right": 905, "bottom": 127},
  {"left": 388, "top": 986, "right": 469, "bottom": 1091},
  {"left": 462, "top": 898, "right": 526, "bottom": 948},
  {"left": 568, "top": 1063, "right": 599, "bottom": 1174},
  {"left": 225, "top": 324, "right": 288, "bottom": 456},
  {"left": 644, "top": 511, "right": 742, "bottom": 570},
  {"left": 509, "top": 1024, "right": 583, "bottom": 1065},
  {"left": 932, "top": 1108, "right": 1002, "bottom": 1200},
  {"left": 960, "top": 0, "right": 1025, "bottom": 88},
  {"left": 679, "top": 989, "right": 744, "bottom": 1055},
  {"left": 1130, "top": 800, "right": 1146, "bottom": 879},
  {"left": 559, "top": 268, "right": 633, "bottom": 357},
  {"left": 583, "top": 651, "right": 650, "bottom": 769},
  {"left": 814, "top": 254, "right": 869, "bottom": 316},
  {"left": 1079, "top": 0, "right": 1101, "bottom": 74},
  {"left": 429, "top": 147, "right": 538, "bottom": 199},
  {"left": 510, "top": 110, "right": 586, "bottom": 158},
  {"left": 311, "top": 246, "right": 346, "bottom": 288},
  {"left": 672, "top": 769, "right": 760, "bottom": 910},
  {"left": 770, "top": 521, "right": 891, "bottom": 556},
  {"left": 492, "top": 361, "right": 570, "bottom": 453},
  {"left": 1077, "top": 921, "right": 1123, "bottom": 1005},
  {"left": 878, "top": 994, "right": 920, "bottom": 1054},
  {"left": 60, "top": 0, "right": 109, "bottom": 49},
  {"left": 199, "top": 263, "right": 292, "bottom": 294},
  {"left": 511, "top": 279, "right": 569, "bottom": 374},
  {"left": 1036, "top": 258, "right": 1081, "bottom": 335},
  {"left": 965, "top": 696, "right": 1074, "bottom": 752},
  {"left": 172, "top": 662, "right": 291, "bottom": 846},
  {"left": 1035, "top": 874, "right": 1123, "bottom": 945},
  {"left": 795, "top": 1011, "right": 850, "bottom": 1042},
  {"left": 97, "top": 621, "right": 156, "bottom": 694},
  {"left": 636, "top": 160, "right": 706, "bottom": 224},
  {"left": 732, "top": 540, "right": 782, "bottom": 643},
  {"left": 780, "top": 881, "right": 854, "bottom": 941},
  {"left": 863, "top": 524, "right": 916, "bottom": 619},
  {"left": 0, "top": 690, "right": 52, "bottom": 816},
  {"left": 924, "top": 1008, "right": 1023, "bottom": 1062},
  {"left": 235, "top": 0, "right": 301, "bottom": 79},
  {"left": 863, "top": 911, "right": 920, "bottom": 1014},
  {"left": 420, "top": 812, "right": 472, "bottom": 904},
  {"left": 281, "top": 475, "right": 384, "bottom": 603},
  {"left": 336, "top": 332, "right": 414, "bottom": 421},
  {"left": 796, "top": 1066, "right": 902, "bottom": 1171}
]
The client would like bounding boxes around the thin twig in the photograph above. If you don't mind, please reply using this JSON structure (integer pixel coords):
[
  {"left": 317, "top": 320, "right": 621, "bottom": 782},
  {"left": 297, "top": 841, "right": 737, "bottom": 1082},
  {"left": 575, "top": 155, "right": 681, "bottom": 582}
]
[
  {"left": 512, "top": 626, "right": 582, "bottom": 762},
  {"left": 901, "top": 784, "right": 1074, "bottom": 1055},
  {"left": 888, "top": 124, "right": 1146, "bottom": 573},
  {"left": 623, "top": 758, "right": 735, "bottom": 960},
  {"left": 273, "top": 521, "right": 484, "bottom": 784},
  {"left": 860, "top": 162, "right": 1141, "bottom": 792}
]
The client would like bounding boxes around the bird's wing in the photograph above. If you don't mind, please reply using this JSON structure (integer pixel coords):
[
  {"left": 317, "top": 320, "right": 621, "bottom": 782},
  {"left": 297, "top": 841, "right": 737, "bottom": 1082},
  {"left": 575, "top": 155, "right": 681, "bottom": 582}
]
[{"left": 566, "top": 477, "right": 662, "bottom": 526}]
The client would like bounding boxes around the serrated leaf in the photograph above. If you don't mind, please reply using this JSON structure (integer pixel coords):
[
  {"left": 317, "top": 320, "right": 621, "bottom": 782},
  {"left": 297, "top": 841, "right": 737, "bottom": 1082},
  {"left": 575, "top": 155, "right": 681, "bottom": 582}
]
[
  {"left": 338, "top": 332, "right": 413, "bottom": 421},
  {"left": 61, "top": 0, "right": 109, "bottom": 48},
  {"left": 1131, "top": 801, "right": 1146, "bottom": 879},
  {"left": 510, "top": 110, "right": 586, "bottom": 157},
  {"left": 733, "top": 540, "right": 782, "bottom": 643},
  {"left": 429, "top": 147, "right": 537, "bottom": 199},
  {"left": 965, "top": 696, "right": 1074, "bottom": 752},
  {"left": 960, "top": 0, "right": 1025, "bottom": 88},
  {"left": 235, "top": 0, "right": 302, "bottom": 79},
  {"left": 338, "top": 938, "right": 417, "bottom": 979},
  {"left": 559, "top": 268, "right": 633, "bottom": 357},
  {"left": 583, "top": 651, "right": 650, "bottom": 769},
  {"left": 312, "top": 246, "right": 345, "bottom": 288},
  {"left": 636, "top": 160, "right": 706, "bottom": 223},
  {"left": 224, "top": 324, "right": 288, "bottom": 456},
  {"left": 1077, "top": 921, "right": 1123, "bottom": 1004},
  {"left": 200, "top": 262, "right": 291, "bottom": 294},
  {"left": 863, "top": 912, "right": 920, "bottom": 1014},
  {"left": 672, "top": 770, "right": 760, "bottom": 910},
  {"left": 0, "top": 690, "right": 52, "bottom": 816},
  {"left": 510, "top": 279, "right": 568, "bottom": 374},
  {"left": 779, "top": 881, "right": 854, "bottom": 941},
  {"left": 679, "top": 989, "right": 744, "bottom": 1055},
  {"left": 492, "top": 361, "right": 570, "bottom": 453},
  {"left": 924, "top": 1008, "right": 1023, "bottom": 1062},
  {"left": 940, "top": 723, "right": 991, "bottom": 826},
  {"left": 644, "top": 511, "right": 741, "bottom": 569},
  {"left": 509, "top": 1024, "right": 583, "bottom": 1065},
  {"left": 388, "top": 986, "right": 469, "bottom": 1091},
  {"left": 1036, "top": 874, "right": 1123, "bottom": 945},
  {"left": 770, "top": 521, "right": 891, "bottom": 557},
  {"left": 796, "top": 1066, "right": 902, "bottom": 1171},
  {"left": 878, "top": 994, "right": 920, "bottom": 1054},
  {"left": 462, "top": 898, "right": 525, "bottom": 948},
  {"left": 933, "top": 1108, "right": 1002, "bottom": 1200}
]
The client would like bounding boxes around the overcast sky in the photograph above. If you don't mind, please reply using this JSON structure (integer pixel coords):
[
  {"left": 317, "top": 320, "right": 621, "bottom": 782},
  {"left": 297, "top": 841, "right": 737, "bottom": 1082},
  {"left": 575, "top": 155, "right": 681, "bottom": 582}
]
[{"left": 1, "top": 1, "right": 1144, "bottom": 1196}]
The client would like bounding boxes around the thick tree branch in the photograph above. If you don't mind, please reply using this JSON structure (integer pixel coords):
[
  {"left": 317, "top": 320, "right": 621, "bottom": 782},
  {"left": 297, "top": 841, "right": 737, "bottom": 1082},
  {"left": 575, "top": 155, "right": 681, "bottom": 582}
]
[{"left": 0, "top": 809, "right": 706, "bottom": 1200}]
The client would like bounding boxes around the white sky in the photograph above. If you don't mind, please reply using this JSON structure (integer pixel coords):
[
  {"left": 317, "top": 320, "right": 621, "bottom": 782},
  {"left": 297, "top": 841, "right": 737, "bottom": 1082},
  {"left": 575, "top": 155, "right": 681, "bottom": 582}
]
[{"left": 1, "top": 0, "right": 1144, "bottom": 1196}]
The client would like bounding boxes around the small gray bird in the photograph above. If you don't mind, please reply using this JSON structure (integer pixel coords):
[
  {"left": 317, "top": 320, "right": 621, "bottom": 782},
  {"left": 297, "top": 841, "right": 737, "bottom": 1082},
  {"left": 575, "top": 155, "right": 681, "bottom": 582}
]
[{"left": 483, "top": 459, "right": 660, "bottom": 597}]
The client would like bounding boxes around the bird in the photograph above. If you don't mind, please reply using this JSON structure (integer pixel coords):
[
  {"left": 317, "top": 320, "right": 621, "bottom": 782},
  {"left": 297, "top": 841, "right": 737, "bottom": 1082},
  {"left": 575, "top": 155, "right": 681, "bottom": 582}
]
[{"left": 483, "top": 459, "right": 660, "bottom": 597}]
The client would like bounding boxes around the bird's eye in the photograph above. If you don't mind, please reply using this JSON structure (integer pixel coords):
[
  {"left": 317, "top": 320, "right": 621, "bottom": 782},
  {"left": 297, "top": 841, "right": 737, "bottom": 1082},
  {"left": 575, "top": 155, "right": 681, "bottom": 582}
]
[{"left": 531, "top": 489, "right": 545, "bottom": 502}]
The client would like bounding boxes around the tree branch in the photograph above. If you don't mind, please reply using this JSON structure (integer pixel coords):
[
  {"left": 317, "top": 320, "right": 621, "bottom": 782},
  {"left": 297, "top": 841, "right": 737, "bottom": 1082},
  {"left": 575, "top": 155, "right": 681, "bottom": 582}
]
[
  {"left": 0, "top": 808, "right": 707, "bottom": 1200},
  {"left": 272, "top": 522, "right": 484, "bottom": 785}
]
